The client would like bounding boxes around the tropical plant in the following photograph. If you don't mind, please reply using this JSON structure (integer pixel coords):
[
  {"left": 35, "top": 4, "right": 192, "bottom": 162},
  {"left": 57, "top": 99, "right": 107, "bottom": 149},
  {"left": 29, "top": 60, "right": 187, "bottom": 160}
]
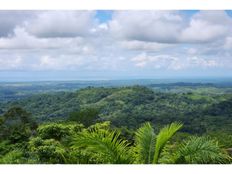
[
  {"left": 134, "top": 122, "right": 155, "bottom": 164},
  {"left": 28, "top": 137, "right": 67, "bottom": 164},
  {"left": 71, "top": 122, "right": 132, "bottom": 164},
  {"left": 71, "top": 121, "right": 182, "bottom": 164},
  {"left": 37, "top": 122, "right": 84, "bottom": 141},
  {"left": 0, "top": 149, "right": 26, "bottom": 164},
  {"left": 154, "top": 122, "right": 183, "bottom": 163},
  {"left": 71, "top": 121, "right": 231, "bottom": 164},
  {"left": 68, "top": 107, "right": 100, "bottom": 127},
  {"left": 173, "top": 136, "right": 231, "bottom": 164},
  {"left": 134, "top": 122, "right": 183, "bottom": 164},
  {"left": 0, "top": 107, "right": 37, "bottom": 143}
]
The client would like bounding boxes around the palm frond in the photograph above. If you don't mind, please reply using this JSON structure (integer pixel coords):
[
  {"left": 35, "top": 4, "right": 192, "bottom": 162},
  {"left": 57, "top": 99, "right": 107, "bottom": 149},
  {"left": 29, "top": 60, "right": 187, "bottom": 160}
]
[
  {"left": 153, "top": 122, "right": 183, "bottom": 164},
  {"left": 0, "top": 149, "right": 25, "bottom": 164},
  {"left": 174, "top": 136, "right": 231, "bottom": 164},
  {"left": 158, "top": 144, "right": 179, "bottom": 164},
  {"left": 71, "top": 128, "right": 132, "bottom": 164},
  {"left": 134, "top": 122, "right": 156, "bottom": 164}
]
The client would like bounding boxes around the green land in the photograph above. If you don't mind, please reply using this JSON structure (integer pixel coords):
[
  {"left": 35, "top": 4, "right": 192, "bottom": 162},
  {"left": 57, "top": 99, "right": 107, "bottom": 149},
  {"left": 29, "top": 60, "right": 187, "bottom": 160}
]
[{"left": 0, "top": 80, "right": 232, "bottom": 164}]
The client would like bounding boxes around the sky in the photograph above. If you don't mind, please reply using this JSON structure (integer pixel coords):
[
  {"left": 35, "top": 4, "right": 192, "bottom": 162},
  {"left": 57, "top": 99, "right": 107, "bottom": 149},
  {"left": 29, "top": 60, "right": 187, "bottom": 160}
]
[{"left": 0, "top": 10, "right": 232, "bottom": 81}]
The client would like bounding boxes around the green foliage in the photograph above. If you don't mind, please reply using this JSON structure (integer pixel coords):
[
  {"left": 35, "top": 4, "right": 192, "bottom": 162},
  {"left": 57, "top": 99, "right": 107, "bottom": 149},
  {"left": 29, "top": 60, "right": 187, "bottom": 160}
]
[
  {"left": 0, "top": 141, "right": 11, "bottom": 156},
  {"left": 0, "top": 120, "right": 231, "bottom": 164},
  {"left": 25, "top": 122, "right": 84, "bottom": 164},
  {"left": 71, "top": 122, "right": 132, "bottom": 164},
  {"left": 2, "top": 107, "right": 36, "bottom": 126},
  {"left": 174, "top": 136, "right": 230, "bottom": 164},
  {"left": 0, "top": 107, "right": 37, "bottom": 143},
  {"left": 28, "top": 137, "right": 67, "bottom": 164},
  {"left": 0, "top": 149, "right": 26, "bottom": 164},
  {"left": 134, "top": 122, "right": 156, "bottom": 164},
  {"left": 153, "top": 122, "right": 183, "bottom": 164},
  {"left": 0, "top": 84, "right": 232, "bottom": 164},
  {"left": 37, "top": 122, "right": 84, "bottom": 140},
  {"left": 207, "top": 131, "right": 232, "bottom": 148},
  {"left": 116, "top": 126, "right": 135, "bottom": 144},
  {"left": 0, "top": 116, "right": 4, "bottom": 125},
  {"left": 87, "top": 121, "right": 111, "bottom": 131},
  {"left": 2, "top": 85, "right": 232, "bottom": 134},
  {"left": 70, "top": 121, "right": 231, "bottom": 164},
  {"left": 133, "top": 122, "right": 183, "bottom": 164},
  {"left": 68, "top": 107, "right": 99, "bottom": 127}
]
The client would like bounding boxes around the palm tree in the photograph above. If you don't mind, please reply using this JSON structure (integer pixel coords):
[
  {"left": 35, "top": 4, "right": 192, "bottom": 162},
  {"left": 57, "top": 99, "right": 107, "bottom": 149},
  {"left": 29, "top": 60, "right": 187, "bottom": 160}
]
[
  {"left": 134, "top": 122, "right": 182, "bottom": 164},
  {"left": 71, "top": 127, "right": 132, "bottom": 164},
  {"left": 133, "top": 122, "right": 156, "bottom": 164},
  {"left": 71, "top": 122, "right": 182, "bottom": 164},
  {"left": 172, "top": 136, "right": 231, "bottom": 164},
  {"left": 71, "top": 121, "right": 231, "bottom": 164}
]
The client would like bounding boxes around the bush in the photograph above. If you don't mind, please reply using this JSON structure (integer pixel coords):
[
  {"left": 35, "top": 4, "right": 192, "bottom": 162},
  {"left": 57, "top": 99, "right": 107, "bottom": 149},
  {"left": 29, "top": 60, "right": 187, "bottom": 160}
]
[{"left": 37, "top": 122, "right": 84, "bottom": 140}]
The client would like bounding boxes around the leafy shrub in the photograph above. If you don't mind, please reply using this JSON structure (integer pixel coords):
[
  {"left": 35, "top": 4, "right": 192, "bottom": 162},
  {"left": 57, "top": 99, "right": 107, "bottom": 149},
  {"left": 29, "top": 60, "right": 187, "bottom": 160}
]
[
  {"left": 0, "top": 150, "right": 26, "bottom": 164},
  {"left": 37, "top": 122, "right": 84, "bottom": 140},
  {"left": 28, "top": 137, "right": 67, "bottom": 164}
]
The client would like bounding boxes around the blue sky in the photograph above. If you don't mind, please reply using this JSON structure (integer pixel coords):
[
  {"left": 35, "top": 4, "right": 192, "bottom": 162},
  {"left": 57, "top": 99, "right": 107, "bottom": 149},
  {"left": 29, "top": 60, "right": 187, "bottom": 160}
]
[
  {"left": 95, "top": 10, "right": 200, "bottom": 23},
  {"left": 0, "top": 10, "right": 232, "bottom": 81},
  {"left": 96, "top": 10, "right": 113, "bottom": 23}
]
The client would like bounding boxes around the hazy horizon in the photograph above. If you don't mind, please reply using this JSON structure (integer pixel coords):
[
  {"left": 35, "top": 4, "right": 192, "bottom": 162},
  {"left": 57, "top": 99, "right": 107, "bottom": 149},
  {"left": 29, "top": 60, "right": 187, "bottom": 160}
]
[{"left": 0, "top": 74, "right": 232, "bottom": 83}]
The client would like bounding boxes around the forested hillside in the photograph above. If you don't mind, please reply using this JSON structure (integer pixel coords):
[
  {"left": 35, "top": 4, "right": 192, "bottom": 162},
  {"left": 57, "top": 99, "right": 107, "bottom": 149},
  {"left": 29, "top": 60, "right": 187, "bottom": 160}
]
[
  {"left": 0, "top": 83, "right": 232, "bottom": 164},
  {"left": 1, "top": 85, "right": 232, "bottom": 133}
]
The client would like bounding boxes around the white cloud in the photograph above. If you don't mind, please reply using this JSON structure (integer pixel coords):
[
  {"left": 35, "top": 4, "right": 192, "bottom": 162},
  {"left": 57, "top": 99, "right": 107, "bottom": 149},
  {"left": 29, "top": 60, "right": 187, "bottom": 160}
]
[
  {"left": 131, "top": 53, "right": 183, "bottom": 70},
  {"left": 224, "top": 37, "right": 232, "bottom": 49},
  {"left": 0, "top": 27, "right": 93, "bottom": 54},
  {"left": 0, "top": 11, "right": 37, "bottom": 37},
  {"left": 110, "top": 10, "right": 232, "bottom": 45},
  {"left": 131, "top": 53, "right": 220, "bottom": 70},
  {"left": 0, "top": 10, "right": 231, "bottom": 76},
  {"left": 0, "top": 56, "right": 22, "bottom": 70},
  {"left": 187, "top": 56, "right": 219, "bottom": 68},
  {"left": 180, "top": 11, "right": 232, "bottom": 43},
  {"left": 34, "top": 55, "right": 85, "bottom": 70},
  {"left": 120, "top": 40, "right": 172, "bottom": 51},
  {"left": 25, "top": 11, "right": 97, "bottom": 38},
  {"left": 187, "top": 48, "right": 198, "bottom": 55},
  {"left": 109, "top": 11, "right": 183, "bottom": 43}
]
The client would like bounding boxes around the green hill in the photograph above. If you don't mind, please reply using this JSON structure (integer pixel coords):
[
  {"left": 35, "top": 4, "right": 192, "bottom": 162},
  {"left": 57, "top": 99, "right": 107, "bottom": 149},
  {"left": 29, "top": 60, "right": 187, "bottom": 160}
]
[{"left": 1, "top": 85, "right": 232, "bottom": 134}]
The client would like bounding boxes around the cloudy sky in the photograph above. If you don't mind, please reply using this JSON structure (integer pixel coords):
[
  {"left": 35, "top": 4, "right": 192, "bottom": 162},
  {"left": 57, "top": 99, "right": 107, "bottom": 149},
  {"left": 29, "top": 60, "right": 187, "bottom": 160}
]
[{"left": 0, "top": 10, "right": 232, "bottom": 81}]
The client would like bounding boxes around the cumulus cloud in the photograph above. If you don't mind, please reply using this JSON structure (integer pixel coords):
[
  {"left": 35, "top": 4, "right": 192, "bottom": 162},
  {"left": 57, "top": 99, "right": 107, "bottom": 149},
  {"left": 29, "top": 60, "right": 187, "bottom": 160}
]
[
  {"left": 0, "top": 27, "right": 94, "bottom": 55},
  {"left": 0, "top": 11, "right": 37, "bottom": 37},
  {"left": 131, "top": 53, "right": 219, "bottom": 70},
  {"left": 180, "top": 11, "right": 232, "bottom": 43},
  {"left": 25, "top": 11, "right": 97, "bottom": 38},
  {"left": 109, "top": 11, "right": 183, "bottom": 43},
  {"left": 0, "top": 10, "right": 231, "bottom": 78},
  {"left": 110, "top": 10, "right": 232, "bottom": 44}
]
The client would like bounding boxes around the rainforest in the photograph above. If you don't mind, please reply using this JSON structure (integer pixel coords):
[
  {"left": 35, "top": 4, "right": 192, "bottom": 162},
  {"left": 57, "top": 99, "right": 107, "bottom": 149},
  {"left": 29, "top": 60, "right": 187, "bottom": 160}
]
[{"left": 0, "top": 80, "right": 232, "bottom": 164}]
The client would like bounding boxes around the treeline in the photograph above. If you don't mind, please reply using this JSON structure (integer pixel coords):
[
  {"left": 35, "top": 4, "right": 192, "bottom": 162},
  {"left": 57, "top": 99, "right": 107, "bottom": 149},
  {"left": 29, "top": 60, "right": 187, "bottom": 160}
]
[
  {"left": 0, "top": 107, "right": 231, "bottom": 164},
  {"left": 1, "top": 86, "right": 232, "bottom": 134}
]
